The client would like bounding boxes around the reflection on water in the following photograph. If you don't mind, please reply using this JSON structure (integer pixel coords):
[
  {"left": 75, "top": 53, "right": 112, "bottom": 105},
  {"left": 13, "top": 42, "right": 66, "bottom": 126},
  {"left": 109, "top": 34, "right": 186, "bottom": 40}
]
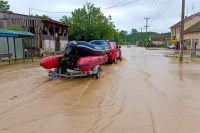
[{"left": 178, "top": 63, "right": 183, "bottom": 80}]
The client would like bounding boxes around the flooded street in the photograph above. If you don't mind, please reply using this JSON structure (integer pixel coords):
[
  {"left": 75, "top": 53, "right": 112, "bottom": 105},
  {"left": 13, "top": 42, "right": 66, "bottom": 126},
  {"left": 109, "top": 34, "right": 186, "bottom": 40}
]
[{"left": 1, "top": 47, "right": 200, "bottom": 133}]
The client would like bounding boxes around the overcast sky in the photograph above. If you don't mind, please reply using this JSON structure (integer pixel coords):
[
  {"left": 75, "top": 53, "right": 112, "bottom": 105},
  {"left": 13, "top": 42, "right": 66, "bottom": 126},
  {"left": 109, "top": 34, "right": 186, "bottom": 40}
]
[{"left": 7, "top": 0, "right": 200, "bottom": 33}]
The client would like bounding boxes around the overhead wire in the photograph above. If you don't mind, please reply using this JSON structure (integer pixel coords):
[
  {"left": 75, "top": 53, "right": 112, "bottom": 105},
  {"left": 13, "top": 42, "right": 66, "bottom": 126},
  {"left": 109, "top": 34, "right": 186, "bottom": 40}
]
[
  {"left": 31, "top": 8, "right": 71, "bottom": 14},
  {"left": 148, "top": 0, "right": 176, "bottom": 31},
  {"left": 145, "top": 0, "right": 157, "bottom": 17},
  {"left": 115, "top": 0, "right": 127, "bottom": 6},
  {"left": 102, "top": 0, "right": 127, "bottom": 12},
  {"left": 149, "top": 0, "right": 169, "bottom": 18},
  {"left": 101, "top": 0, "right": 139, "bottom": 10},
  {"left": 151, "top": 0, "right": 175, "bottom": 19},
  {"left": 31, "top": 0, "right": 140, "bottom": 14},
  {"left": 149, "top": 27, "right": 169, "bottom": 33},
  {"left": 147, "top": 0, "right": 161, "bottom": 17}
]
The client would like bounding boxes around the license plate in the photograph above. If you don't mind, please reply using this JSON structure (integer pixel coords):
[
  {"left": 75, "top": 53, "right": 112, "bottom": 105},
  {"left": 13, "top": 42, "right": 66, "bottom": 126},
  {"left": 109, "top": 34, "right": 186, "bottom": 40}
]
[{"left": 48, "top": 73, "right": 59, "bottom": 78}]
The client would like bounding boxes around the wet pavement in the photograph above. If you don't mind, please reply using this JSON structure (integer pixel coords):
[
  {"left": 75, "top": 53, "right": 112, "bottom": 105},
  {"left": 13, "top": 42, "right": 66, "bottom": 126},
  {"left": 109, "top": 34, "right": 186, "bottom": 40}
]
[{"left": 0, "top": 47, "right": 200, "bottom": 133}]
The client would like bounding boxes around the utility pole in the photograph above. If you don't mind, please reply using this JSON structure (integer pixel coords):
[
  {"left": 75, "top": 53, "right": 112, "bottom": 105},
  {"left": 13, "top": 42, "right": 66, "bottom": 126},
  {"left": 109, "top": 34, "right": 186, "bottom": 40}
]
[
  {"left": 144, "top": 17, "right": 150, "bottom": 49},
  {"left": 179, "top": 0, "right": 185, "bottom": 61},
  {"left": 140, "top": 27, "right": 143, "bottom": 33},
  {"left": 141, "top": 27, "right": 143, "bottom": 39},
  {"left": 29, "top": 8, "right": 30, "bottom": 15}
]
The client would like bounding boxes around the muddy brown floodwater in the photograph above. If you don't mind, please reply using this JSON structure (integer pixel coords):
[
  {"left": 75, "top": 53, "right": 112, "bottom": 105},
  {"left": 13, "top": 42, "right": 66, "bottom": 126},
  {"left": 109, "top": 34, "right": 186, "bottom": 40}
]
[{"left": 1, "top": 47, "right": 200, "bottom": 133}]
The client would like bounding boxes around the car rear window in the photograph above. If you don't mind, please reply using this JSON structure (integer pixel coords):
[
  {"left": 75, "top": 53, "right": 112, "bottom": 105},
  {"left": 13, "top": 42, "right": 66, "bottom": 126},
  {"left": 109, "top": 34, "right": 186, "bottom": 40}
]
[{"left": 90, "top": 41, "right": 101, "bottom": 45}]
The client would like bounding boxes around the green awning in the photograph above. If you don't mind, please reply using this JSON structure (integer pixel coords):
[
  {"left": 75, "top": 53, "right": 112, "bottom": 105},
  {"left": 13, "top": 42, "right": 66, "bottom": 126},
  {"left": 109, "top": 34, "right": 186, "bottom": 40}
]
[{"left": 0, "top": 29, "right": 35, "bottom": 37}]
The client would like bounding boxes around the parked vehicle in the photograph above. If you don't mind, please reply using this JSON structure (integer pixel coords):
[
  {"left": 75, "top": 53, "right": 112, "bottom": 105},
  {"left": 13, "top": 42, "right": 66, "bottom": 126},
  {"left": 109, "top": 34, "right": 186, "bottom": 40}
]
[
  {"left": 106, "top": 40, "right": 122, "bottom": 64},
  {"left": 76, "top": 41, "right": 109, "bottom": 56},
  {"left": 90, "top": 40, "right": 110, "bottom": 53},
  {"left": 126, "top": 44, "right": 131, "bottom": 48},
  {"left": 168, "top": 44, "right": 175, "bottom": 49},
  {"left": 40, "top": 41, "right": 108, "bottom": 79}
]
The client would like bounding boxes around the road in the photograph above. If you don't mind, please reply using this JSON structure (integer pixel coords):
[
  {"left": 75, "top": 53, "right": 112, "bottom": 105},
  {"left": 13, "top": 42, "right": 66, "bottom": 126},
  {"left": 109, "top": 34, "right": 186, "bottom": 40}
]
[{"left": 0, "top": 47, "right": 200, "bottom": 133}]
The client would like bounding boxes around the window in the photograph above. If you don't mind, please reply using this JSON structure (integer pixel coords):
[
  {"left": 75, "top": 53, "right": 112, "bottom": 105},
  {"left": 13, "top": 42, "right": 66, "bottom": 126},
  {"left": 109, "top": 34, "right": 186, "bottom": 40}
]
[
  {"left": 43, "top": 25, "right": 48, "bottom": 35},
  {"left": 90, "top": 41, "right": 101, "bottom": 45},
  {"left": 30, "top": 27, "right": 35, "bottom": 34},
  {"left": 196, "top": 39, "right": 199, "bottom": 45},
  {"left": 12, "top": 19, "right": 14, "bottom": 24},
  {"left": 103, "top": 41, "right": 109, "bottom": 47},
  {"left": 60, "top": 29, "right": 63, "bottom": 36},
  {"left": 192, "top": 39, "right": 199, "bottom": 48},
  {"left": 64, "top": 29, "right": 66, "bottom": 36},
  {"left": 49, "top": 26, "right": 54, "bottom": 35},
  {"left": 32, "top": 20, "right": 35, "bottom": 26},
  {"left": 186, "top": 39, "right": 191, "bottom": 47},
  {"left": 25, "top": 20, "right": 27, "bottom": 26}
]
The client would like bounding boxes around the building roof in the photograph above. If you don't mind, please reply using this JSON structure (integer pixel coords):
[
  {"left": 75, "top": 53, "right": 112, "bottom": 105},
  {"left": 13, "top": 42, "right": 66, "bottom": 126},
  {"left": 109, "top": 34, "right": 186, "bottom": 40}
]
[
  {"left": 0, "top": 11, "right": 41, "bottom": 20},
  {"left": 0, "top": 11, "right": 71, "bottom": 28},
  {"left": 41, "top": 19, "right": 71, "bottom": 27},
  {"left": 184, "top": 21, "right": 200, "bottom": 33},
  {"left": 0, "top": 29, "right": 35, "bottom": 37},
  {"left": 150, "top": 35, "right": 169, "bottom": 41},
  {"left": 170, "top": 12, "right": 200, "bottom": 28}
]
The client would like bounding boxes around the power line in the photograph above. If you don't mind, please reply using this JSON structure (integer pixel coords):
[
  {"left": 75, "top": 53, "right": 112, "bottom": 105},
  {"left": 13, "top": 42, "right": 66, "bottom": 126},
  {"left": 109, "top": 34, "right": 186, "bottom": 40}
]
[
  {"left": 115, "top": 0, "right": 127, "bottom": 6},
  {"left": 148, "top": 0, "right": 175, "bottom": 28},
  {"left": 31, "top": 0, "right": 140, "bottom": 14},
  {"left": 150, "top": 0, "right": 169, "bottom": 18},
  {"left": 147, "top": 0, "right": 161, "bottom": 17},
  {"left": 150, "top": 0, "right": 171, "bottom": 18},
  {"left": 101, "top": 0, "right": 139, "bottom": 10},
  {"left": 149, "top": 27, "right": 169, "bottom": 33},
  {"left": 145, "top": 0, "right": 156, "bottom": 17},
  {"left": 151, "top": 0, "right": 175, "bottom": 19},
  {"left": 31, "top": 8, "right": 71, "bottom": 14},
  {"left": 102, "top": 0, "right": 127, "bottom": 12},
  {"left": 150, "top": 24, "right": 171, "bottom": 28}
]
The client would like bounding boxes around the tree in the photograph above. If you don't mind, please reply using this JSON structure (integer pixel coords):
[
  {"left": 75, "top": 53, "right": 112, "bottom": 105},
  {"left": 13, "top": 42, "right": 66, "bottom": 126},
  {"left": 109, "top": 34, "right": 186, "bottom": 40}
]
[
  {"left": 35, "top": 14, "right": 51, "bottom": 19},
  {"left": 138, "top": 39, "right": 153, "bottom": 47},
  {"left": 118, "top": 30, "right": 128, "bottom": 45},
  {"left": 60, "top": 3, "right": 117, "bottom": 42},
  {"left": 117, "top": 28, "right": 171, "bottom": 46},
  {"left": 0, "top": 0, "right": 10, "bottom": 11},
  {"left": 4, "top": 24, "right": 23, "bottom": 31},
  {"left": 161, "top": 32, "right": 171, "bottom": 37}
]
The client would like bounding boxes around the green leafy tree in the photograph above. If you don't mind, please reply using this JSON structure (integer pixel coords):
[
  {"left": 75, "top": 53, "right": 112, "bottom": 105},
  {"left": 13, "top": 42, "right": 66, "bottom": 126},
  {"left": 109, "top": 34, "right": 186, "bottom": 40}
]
[
  {"left": 138, "top": 39, "right": 153, "bottom": 47},
  {"left": 161, "top": 32, "right": 171, "bottom": 37},
  {"left": 4, "top": 24, "right": 23, "bottom": 31},
  {"left": 0, "top": 0, "right": 10, "bottom": 11},
  {"left": 117, "top": 28, "right": 170, "bottom": 46},
  {"left": 35, "top": 14, "right": 51, "bottom": 19},
  {"left": 118, "top": 30, "right": 128, "bottom": 45},
  {"left": 60, "top": 3, "right": 117, "bottom": 42}
]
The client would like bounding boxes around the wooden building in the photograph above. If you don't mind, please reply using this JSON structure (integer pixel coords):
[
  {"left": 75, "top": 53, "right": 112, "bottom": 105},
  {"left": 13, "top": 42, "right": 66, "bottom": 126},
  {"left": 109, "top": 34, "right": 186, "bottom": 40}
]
[{"left": 0, "top": 11, "right": 71, "bottom": 55}]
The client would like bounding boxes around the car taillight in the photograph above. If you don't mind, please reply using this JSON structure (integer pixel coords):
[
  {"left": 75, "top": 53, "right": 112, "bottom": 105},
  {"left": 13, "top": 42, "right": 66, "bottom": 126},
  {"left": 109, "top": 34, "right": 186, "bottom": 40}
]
[
  {"left": 47, "top": 70, "right": 52, "bottom": 73},
  {"left": 86, "top": 71, "right": 90, "bottom": 75}
]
